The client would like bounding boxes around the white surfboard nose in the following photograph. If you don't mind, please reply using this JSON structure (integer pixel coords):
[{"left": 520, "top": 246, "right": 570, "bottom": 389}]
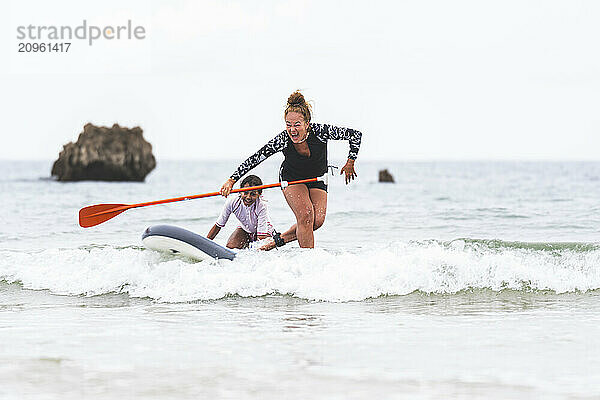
[{"left": 142, "top": 225, "right": 236, "bottom": 261}]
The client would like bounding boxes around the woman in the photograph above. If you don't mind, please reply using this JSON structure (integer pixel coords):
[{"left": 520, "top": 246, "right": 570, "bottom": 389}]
[{"left": 220, "top": 91, "right": 362, "bottom": 249}]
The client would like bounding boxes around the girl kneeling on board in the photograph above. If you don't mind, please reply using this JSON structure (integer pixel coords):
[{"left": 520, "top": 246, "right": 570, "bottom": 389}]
[{"left": 207, "top": 175, "right": 275, "bottom": 249}]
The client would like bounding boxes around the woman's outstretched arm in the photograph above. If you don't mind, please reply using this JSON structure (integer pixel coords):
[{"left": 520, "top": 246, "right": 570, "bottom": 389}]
[
  {"left": 312, "top": 123, "right": 363, "bottom": 184},
  {"left": 220, "top": 131, "right": 288, "bottom": 196}
]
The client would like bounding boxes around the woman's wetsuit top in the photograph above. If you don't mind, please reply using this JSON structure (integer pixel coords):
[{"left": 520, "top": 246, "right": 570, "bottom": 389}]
[
  {"left": 281, "top": 129, "right": 328, "bottom": 180},
  {"left": 229, "top": 123, "right": 362, "bottom": 182}
]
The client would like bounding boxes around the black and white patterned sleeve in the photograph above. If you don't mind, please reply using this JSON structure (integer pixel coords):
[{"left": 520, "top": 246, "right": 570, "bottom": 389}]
[
  {"left": 312, "top": 123, "right": 362, "bottom": 160},
  {"left": 230, "top": 131, "right": 288, "bottom": 182}
]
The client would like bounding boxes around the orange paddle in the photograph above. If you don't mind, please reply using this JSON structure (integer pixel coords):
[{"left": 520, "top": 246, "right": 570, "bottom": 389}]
[{"left": 79, "top": 175, "right": 327, "bottom": 228}]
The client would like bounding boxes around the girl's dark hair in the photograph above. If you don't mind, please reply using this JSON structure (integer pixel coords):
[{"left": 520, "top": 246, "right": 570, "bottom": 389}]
[
  {"left": 240, "top": 175, "right": 263, "bottom": 193},
  {"left": 284, "top": 90, "right": 312, "bottom": 123}
]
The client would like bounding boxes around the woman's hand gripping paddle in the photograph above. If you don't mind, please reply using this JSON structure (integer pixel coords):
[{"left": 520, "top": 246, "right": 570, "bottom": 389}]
[{"left": 78, "top": 174, "right": 328, "bottom": 228}]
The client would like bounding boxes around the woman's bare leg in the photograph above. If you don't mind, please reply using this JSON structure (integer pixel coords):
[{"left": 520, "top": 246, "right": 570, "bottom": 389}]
[
  {"left": 276, "top": 186, "right": 327, "bottom": 248},
  {"left": 282, "top": 184, "right": 314, "bottom": 247},
  {"left": 226, "top": 228, "right": 250, "bottom": 249},
  {"left": 309, "top": 188, "right": 327, "bottom": 230}
]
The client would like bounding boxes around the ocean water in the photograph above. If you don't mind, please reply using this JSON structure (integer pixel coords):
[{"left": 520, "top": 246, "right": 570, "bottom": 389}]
[{"left": 1, "top": 159, "right": 600, "bottom": 399}]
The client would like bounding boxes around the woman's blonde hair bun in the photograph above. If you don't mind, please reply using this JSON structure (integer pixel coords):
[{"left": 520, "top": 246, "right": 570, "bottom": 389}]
[{"left": 285, "top": 90, "right": 312, "bottom": 122}]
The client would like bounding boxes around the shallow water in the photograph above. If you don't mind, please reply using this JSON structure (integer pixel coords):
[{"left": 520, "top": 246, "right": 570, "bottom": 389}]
[
  {"left": 1, "top": 160, "right": 600, "bottom": 399},
  {"left": 2, "top": 284, "right": 599, "bottom": 399}
]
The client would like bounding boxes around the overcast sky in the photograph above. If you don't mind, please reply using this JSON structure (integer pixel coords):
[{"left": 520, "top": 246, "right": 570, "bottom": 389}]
[{"left": 1, "top": 0, "right": 599, "bottom": 161}]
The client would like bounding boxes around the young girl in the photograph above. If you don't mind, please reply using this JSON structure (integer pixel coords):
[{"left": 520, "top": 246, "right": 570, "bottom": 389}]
[{"left": 207, "top": 175, "right": 275, "bottom": 249}]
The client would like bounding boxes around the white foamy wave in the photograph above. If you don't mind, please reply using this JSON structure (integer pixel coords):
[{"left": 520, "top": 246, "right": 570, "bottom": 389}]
[{"left": 1, "top": 240, "right": 599, "bottom": 302}]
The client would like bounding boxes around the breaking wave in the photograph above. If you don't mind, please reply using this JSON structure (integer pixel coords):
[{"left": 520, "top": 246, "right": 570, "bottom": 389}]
[{"left": 1, "top": 238, "right": 599, "bottom": 302}]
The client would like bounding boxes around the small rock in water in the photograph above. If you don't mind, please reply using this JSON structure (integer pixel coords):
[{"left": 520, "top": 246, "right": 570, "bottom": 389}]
[
  {"left": 51, "top": 123, "right": 156, "bottom": 181},
  {"left": 378, "top": 169, "right": 395, "bottom": 183}
]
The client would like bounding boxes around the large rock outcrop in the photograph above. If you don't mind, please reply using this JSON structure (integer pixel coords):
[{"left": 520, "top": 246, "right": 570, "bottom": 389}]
[{"left": 51, "top": 123, "right": 156, "bottom": 181}]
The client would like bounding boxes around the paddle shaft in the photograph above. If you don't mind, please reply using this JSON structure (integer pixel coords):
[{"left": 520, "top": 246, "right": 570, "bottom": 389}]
[{"left": 87, "top": 176, "right": 321, "bottom": 218}]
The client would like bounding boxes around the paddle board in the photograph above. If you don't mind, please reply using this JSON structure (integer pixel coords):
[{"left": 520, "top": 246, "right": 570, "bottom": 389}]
[{"left": 142, "top": 225, "right": 236, "bottom": 261}]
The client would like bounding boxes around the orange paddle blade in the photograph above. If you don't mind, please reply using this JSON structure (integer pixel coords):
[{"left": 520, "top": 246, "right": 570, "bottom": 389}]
[{"left": 79, "top": 203, "right": 130, "bottom": 228}]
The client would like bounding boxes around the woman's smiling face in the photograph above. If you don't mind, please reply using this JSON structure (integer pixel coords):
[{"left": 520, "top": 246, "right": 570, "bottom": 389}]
[{"left": 285, "top": 111, "right": 309, "bottom": 143}]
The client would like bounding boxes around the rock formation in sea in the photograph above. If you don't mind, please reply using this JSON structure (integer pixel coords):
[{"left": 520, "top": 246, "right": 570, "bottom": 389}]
[
  {"left": 51, "top": 123, "right": 156, "bottom": 182},
  {"left": 378, "top": 169, "right": 395, "bottom": 183}
]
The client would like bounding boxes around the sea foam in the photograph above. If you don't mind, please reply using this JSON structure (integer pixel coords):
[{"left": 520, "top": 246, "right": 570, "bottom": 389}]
[{"left": 1, "top": 240, "right": 599, "bottom": 302}]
